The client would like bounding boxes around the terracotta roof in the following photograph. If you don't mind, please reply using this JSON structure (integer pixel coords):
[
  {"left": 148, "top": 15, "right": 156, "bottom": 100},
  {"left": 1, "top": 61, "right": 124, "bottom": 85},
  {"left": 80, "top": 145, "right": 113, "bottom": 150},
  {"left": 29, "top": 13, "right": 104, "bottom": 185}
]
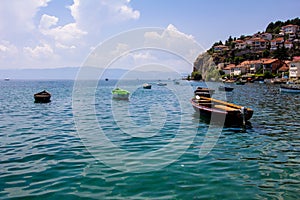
[
  {"left": 223, "top": 64, "right": 235, "bottom": 70},
  {"left": 234, "top": 40, "right": 245, "bottom": 43},
  {"left": 240, "top": 60, "right": 260, "bottom": 65},
  {"left": 282, "top": 24, "right": 299, "bottom": 28},
  {"left": 271, "top": 37, "right": 284, "bottom": 42},
  {"left": 278, "top": 65, "right": 289, "bottom": 72},
  {"left": 260, "top": 58, "right": 278, "bottom": 64}
]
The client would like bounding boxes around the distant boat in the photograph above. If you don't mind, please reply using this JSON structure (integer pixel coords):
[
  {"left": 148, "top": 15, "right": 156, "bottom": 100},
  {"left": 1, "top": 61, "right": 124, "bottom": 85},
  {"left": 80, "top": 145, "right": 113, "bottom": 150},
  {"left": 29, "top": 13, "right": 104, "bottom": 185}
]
[
  {"left": 34, "top": 90, "right": 51, "bottom": 103},
  {"left": 280, "top": 84, "right": 300, "bottom": 93},
  {"left": 157, "top": 82, "right": 167, "bottom": 86},
  {"left": 173, "top": 79, "right": 180, "bottom": 85},
  {"left": 4, "top": 78, "right": 10, "bottom": 81},
  {"left": 105, "top": 78, "right": 109, "bottom": 81},
  {"left": 143, "top": 83, "right": 151, "bottom": 89},
  {"left": 112, "top": 88, "right": 130, "bottom": 100},
  {"left": 219, "top": 86, "right": 234, "bottom": 92}
]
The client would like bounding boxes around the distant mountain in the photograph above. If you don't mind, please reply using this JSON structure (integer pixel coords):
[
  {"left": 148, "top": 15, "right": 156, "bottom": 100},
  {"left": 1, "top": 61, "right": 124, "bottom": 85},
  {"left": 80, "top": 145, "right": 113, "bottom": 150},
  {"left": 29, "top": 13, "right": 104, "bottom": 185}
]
[{"left": 0, "top": 67, "right": 183, "bottom": 80}]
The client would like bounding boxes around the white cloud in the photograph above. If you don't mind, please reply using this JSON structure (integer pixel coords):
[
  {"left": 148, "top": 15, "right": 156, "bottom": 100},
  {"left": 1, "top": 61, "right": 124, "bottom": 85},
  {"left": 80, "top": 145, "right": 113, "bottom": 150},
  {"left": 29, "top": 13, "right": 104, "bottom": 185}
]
[
  {"left": 85, "top": 25, "right": 201, "bottom": 74},
  {"left": 0, "top": 40, "right": 18, "bottom": 59},
  {"left": 0, "top": 0, "right": 140, "bottom": 69},
  {"left": 0, "top": 0, "right": 50, "bottom": 37},
  {"left": 144, "top": 24, "right": 203, "bottom": 63},
  {"left": 24, "top": 43, "right": 54, "bottom": 59},
  {"left": 39, "top": 14, "right": 87, "bottom": 48},
  {"left": 69, "top": 0, "right": 140, "bottom": 33}
]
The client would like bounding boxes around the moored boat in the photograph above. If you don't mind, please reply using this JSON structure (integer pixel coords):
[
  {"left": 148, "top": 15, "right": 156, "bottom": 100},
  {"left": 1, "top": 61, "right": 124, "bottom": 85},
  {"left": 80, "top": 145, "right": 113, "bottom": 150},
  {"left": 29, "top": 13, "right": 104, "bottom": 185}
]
[
  {"left": 280, "top": 84, "right": 300, "bottom": 93},
  {"left": 157, "top": 82, "right": 167, "bottom": 86},
  {"left": 34, "top": 90, "right": 51, "bottom": 103},
  {"left": 143, "top": 83, "right": 152, "bottom": 89},
  {"left": 191, "top": 96, "right": 253, "bottom": 125},
  {"left": 194, "top": 87, "right": 215, "bottom": 98},
  {"left": 218, "top": 86, "right": 234, "bottom": 92},
  {"left": 112, "top": 88, "right": 130, "bottom": 100}
]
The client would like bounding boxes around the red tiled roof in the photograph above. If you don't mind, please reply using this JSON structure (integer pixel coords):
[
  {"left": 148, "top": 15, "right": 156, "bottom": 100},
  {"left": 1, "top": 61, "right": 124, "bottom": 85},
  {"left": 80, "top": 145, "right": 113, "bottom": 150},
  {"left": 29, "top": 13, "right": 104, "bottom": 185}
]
[
  {"left": 223, "top": 64, "right": 235, "bottom": 70},
  {"left": 278, "top": 65, "right": 289, "bottom": 72},
  {"left": 260, "top": 58, "right": 278, "bottom": 64}
]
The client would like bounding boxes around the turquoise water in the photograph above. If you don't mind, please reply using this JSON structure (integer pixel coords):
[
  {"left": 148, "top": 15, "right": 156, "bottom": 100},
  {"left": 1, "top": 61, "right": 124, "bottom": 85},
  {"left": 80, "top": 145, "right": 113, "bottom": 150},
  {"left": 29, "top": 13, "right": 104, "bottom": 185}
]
[{"left": 0, "top": 80, "right": 300, "bottom": 199}]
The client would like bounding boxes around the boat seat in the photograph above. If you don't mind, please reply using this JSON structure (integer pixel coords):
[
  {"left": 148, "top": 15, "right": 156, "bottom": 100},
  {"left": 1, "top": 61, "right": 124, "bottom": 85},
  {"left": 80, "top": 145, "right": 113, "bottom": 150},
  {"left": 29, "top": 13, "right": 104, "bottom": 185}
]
[
  {"left": 214, "top": 104, "right": 239, "bottom": 111},
  {"left": 199, "top": 102, "right": 213, "bottom": 107}
]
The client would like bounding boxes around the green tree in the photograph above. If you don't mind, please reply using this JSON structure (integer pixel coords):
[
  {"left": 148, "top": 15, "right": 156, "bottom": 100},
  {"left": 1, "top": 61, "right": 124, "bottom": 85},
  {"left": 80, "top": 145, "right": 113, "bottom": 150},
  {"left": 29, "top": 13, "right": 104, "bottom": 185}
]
[
  {"left": 191, "top": 71, "right": 202, "bottom": 80},
  {"left": 262, "top": 49, "right": 270, "bottom": 58},
  {"left": 273, "top": 45, "right": 289, "bottom": 60}
]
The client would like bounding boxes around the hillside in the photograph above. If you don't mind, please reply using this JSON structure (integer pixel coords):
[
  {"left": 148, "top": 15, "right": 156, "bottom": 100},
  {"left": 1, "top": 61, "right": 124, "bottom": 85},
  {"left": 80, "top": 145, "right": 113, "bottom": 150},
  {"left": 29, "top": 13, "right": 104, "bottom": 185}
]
[{"left": 193, "top": 17, "right": 300, "bottom": 80}]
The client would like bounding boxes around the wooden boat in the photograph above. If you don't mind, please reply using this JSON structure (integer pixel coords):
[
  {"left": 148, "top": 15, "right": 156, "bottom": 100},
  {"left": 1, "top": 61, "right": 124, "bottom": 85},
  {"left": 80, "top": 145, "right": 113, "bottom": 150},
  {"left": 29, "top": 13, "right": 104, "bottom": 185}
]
[
  {"left": 218, "top": 86, "right": 234, "bottom": 92},
  {"left": 34, "top": 90, "right": 51, "bottom": 103},
  {"left": 280, "top": 84, "right": 300, "bottom": 93},
  {"left": 143, "top": 83, "right": 152, "bottom": 89},
  {"left": 194, "top": 87, "right": 215, "bottom": 98},
  {"left": 112, "top": 88, "right": 130, "bottom": 100},
  {"left": 191, "top": 96, "right": 253, "bottom": 125}
]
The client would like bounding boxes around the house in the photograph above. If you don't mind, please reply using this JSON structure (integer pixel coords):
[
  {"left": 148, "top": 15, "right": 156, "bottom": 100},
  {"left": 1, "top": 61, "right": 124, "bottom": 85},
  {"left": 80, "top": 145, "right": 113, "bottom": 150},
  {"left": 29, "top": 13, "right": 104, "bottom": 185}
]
[
  {"left": 252, "top": 38, "right": 269, "bottom": 49},
  {"left": 260, "top": 33, "right": 273, "bottom": 41},
  {"left": 240, "top": 60, "right": 262, "bottom": 74},
  {"left": 232, "top": 65, "right": 247, "bottom": 76},
  {"left": 281, "top": 24, "right": 299, "bottom": 35},
  {"left": 270, "top": 37, "right": 284, "bottom": 50},
  {"left": 213, "top": 45, "right": 229, "bottom": 52},
  {"left": 289, "top": 57, "right": 300, "bottom": 79},
  {"left": 234, "top": 40, "right": 247, "bottom": 50},
  {"left": 223, "top": 64, "right": 236, "bottom": 75},
  {"left": 284, "top": 41, "right": 293, "bottom": 49},
  {"left": 260, "top": 58, "right": 284, "bottom": 74},
  {"left": 280, "top": 24, "right": 299, "bottom": 40},
  {"left": 245, "top": 37, "right": 269, "bottom": 50}
]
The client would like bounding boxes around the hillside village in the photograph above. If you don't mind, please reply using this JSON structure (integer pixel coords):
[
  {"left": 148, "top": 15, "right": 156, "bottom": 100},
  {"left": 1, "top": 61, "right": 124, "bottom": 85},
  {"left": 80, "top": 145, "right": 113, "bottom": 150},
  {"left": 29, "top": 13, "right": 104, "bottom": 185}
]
[{"left": 192, "top": 18, "right": 300, "bottom": 82}]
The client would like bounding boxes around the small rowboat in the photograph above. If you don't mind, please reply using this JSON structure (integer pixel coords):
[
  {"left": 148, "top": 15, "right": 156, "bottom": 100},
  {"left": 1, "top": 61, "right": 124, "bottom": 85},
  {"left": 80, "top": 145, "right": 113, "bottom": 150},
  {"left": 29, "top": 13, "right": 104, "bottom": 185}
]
[
  {"left": 112, "top": 88, "right": 130, "bottom": 100},
  {"left": 191, "top": 96, "right": 253, "bottom": 125},
  {"left": 34, "top": 90, "right": 51, "bottom": 103},
  {"left": 219, "top": 86, "right": 234, "bottom": 92},
  {"left": 143, "top": 83, "right": 152, "bottom": 89},
  {"left": 280, "top": 84, "right": 300, "bottom": 93}
]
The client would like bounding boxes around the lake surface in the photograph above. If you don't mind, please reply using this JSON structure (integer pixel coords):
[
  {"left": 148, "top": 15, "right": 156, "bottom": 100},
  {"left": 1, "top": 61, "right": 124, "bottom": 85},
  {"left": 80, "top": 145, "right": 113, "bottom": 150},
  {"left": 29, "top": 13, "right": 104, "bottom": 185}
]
[{"left": 0, "top": 80, "right": 299, "bottom": 199}]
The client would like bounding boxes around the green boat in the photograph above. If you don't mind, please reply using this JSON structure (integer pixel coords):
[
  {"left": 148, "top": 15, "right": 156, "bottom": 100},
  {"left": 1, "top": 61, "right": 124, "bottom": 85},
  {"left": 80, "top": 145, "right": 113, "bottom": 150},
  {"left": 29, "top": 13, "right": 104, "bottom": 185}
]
[{"left": 112, "top": 88, "right": 130, "bottom": 100}]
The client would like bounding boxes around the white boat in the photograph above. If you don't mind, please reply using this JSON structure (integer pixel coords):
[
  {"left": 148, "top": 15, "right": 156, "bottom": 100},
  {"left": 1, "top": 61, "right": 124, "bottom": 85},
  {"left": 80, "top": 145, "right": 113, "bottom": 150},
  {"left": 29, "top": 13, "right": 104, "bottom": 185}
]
[
  {"left": 112, "top": 88, "right": 130, "bottom": 100},
  {"left": 4, "top": 78, "right": 10, "bottom": 81},
  {"left": 157, "top": 82, "right": 167, "bottom": 86}
]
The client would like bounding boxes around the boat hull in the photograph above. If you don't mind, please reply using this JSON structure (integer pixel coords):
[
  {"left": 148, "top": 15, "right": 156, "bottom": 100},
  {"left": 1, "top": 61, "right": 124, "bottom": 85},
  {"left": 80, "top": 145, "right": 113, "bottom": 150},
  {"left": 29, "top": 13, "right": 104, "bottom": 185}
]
[
  {"left": 219, "top": 86, "right": 234, "bottom": 92},
  {"left": 280, "top": 85, "right": 300, "bottom": 93},
  {"left": 34, "top": 90, "right": 51, "bottom": 103},
  {"left": 143, "top": 84, "right": 152, "bottom": 89},
  {"left": 191, "top": 98, "right": 253, "bottom": 125},
  {"left": 112, "top": 93, "right": 130, "bottom": 100}
]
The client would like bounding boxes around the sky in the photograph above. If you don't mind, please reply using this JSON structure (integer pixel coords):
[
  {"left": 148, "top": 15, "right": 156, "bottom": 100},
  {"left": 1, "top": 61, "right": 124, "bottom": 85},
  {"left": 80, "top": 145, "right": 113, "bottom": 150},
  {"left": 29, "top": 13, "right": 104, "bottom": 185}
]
[{"left": 0, "top": 0, "right": 299, "bottom": 72}]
